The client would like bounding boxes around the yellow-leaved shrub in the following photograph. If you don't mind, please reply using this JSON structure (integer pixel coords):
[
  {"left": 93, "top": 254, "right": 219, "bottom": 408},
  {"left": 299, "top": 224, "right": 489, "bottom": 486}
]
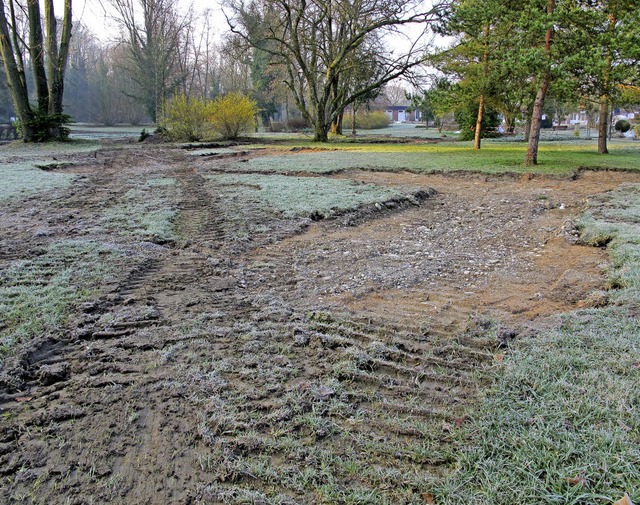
[
  {"left": 206, "top": 93, "right": 257, "bottom": 140},
  {"left": 160, "top": 95, "right": 209, "bottom": 141}
]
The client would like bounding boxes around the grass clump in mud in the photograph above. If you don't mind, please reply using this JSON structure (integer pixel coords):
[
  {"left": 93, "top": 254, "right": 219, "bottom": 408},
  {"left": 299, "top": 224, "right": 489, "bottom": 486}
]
[
  {"left": 0, "top": 162, "right": 76, "bottom": 200},
  {"left": 211, "top": 174, "right": 404, "bottom": 218},
  {"left": 438, "top": 184, "right": 640, "bottom": 504},
  {"left": 101, "top": 177, "right": 178, "bottom": 243},
  {"left": 176, "top": 305, "right": 487, "bottom": 504},
  {"left": 0, "top": 240, "right": 122, "bottom": 361}
]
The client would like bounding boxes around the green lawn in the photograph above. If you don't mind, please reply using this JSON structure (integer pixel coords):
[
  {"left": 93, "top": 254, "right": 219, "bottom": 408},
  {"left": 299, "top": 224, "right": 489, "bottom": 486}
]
[{"left": 241, "top": 140, "right": 640, "bottom": 176}]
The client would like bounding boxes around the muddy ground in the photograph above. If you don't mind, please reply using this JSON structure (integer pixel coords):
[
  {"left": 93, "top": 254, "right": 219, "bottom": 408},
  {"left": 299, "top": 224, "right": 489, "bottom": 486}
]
[{"left": 1, "top": 141, "right": 639, "bottom": 504}]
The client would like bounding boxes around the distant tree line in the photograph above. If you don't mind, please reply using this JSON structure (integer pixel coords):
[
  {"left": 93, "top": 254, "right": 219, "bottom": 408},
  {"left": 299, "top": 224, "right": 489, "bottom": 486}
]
[
  {"left": 1, "top": 0, "right": 448, "bottom": 142},
  {"left": 0, "top": 0, "right": 295, "bottom": 133},
  {"left": 1, "top": 0, "right": 638, "bottom": 158}
]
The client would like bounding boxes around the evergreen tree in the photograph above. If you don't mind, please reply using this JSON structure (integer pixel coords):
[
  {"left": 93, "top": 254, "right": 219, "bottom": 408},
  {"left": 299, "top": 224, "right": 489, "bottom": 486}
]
[{"left": 568, "top": 0, "right": 640, "bottom": 153}]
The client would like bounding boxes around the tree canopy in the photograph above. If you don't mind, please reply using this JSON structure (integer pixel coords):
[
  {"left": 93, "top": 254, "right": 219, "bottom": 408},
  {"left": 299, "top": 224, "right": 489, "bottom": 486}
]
[
  {"left": 0, "top": 0, "right": 638, "bottom": 152},
  {"left": 429, "top": 0, "right": 640, "bottom": 163},
  {"left": 227, "top": 0, "right": 447, "bottom": 141}
]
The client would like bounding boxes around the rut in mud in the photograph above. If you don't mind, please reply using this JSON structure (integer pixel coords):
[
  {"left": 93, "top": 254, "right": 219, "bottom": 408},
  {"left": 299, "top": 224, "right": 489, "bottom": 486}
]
[{"left": 1, "top": 143, "right": 638, "bottom": 504}]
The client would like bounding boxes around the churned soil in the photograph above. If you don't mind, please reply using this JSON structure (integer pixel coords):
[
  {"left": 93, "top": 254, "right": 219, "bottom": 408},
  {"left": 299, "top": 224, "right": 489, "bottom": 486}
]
[{"left": 1, "top": 141, "right": 639, "bottom": 504}]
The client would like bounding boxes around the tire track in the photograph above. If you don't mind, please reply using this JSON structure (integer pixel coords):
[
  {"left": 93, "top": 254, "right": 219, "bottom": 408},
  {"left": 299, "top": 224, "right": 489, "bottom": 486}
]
[{"left": 8, "top": 146, "right": 626, "bottom": 503}]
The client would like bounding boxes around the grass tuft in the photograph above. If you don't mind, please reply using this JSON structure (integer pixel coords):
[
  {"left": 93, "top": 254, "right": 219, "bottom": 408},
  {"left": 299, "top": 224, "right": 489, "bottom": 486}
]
[{"left": 0, "top": 240, "right": 122, "bottom": 361}]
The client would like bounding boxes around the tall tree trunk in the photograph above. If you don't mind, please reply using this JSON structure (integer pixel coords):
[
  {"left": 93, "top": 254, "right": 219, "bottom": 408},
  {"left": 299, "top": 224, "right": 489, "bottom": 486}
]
[
  {"left": 47, "top": 0, "right": 72, "bottom": 139},
  {"left": 314, "top": 123, "right": 329, "bottom": 142},
  {"left": 336, "top": 110, "right": 344, "bottom": 134},
  {"left": 330, "top": 110, "right": 343, "bottom": 135},
  {"left": 526, "top": 75, "right": 551, "bottom": 165},
  {"left": 8, "top": 0, "right": 26, "bottom": 91},
  {"left": 597, "top": 10, "right": 615, "bottom": 155},
  {"left": 0, "top": 0, "right": 34, "bottom": 140},
  {"left": 474, "top": 95, "right": 484, "bottom": 149},
  {"left": 525, "top": 0, "right": 555, "bottom": 166},
  {"left": 314, "top": 105, "right": 329, "bottom": 142},
  {"left": 506, "top": 114, "right": 515, "bottom": 134},
  {"left": 27, "top": 0, "right": 49, "bottom": 113},
  {"left": 524, "top": 101, "right": 534, "bottom": 142},
  {"left": 45, "top": 0, "right": 72, "bottom": 118},
  {"left": 474, "top": 23, "right": 490, "bottom": 150},
  {"left": 329, "top": 77, "right": 343, "bottom": 135},
  {"left": 598, "top": 94, "right": 609, "bottom": 154},
  {"left": 352, "top": 106, "right": 357, "bottom": 136}
]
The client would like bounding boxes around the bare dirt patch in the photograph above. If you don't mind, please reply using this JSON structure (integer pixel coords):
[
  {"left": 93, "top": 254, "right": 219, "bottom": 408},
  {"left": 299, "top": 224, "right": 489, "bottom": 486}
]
[
  {"left": 1, "top": 143, "right": 639, "bottom": 504},
  {"left": 250, "top": 170, "right": 636, "bottom": 329}
]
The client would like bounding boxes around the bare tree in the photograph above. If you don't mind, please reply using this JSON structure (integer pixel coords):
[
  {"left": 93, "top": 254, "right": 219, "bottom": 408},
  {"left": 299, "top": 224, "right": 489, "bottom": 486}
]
[
  {"left": 88, "top": 44, "right": 147, "bottom": 125},
  {"left": 382, "top": 84, "right": 408, "bottom": 107},
  {"left": 0, "top": 0, "right": 73, "bottom": 141},
  {"left": 64, "top": 23, "right": 102, "bottom": 122},
  {"left": 213, "top": 34, "right": 252, "bottom": 96},
  {"left": 195, "top": 12, "right": 219, "bottom": 100},
  {"left": 0, "top": 63, "right": 13, "bottom": 121},
  {"left": 227, "top": 0, "right": 445, "bottom": 142},
  {"left": 106, "top": 0, "right": 190, "bottom": 122}
]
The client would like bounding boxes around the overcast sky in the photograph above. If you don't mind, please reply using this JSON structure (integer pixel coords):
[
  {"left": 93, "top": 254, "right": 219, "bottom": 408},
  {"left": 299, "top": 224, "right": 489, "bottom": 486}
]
[{"left": 54, "top": 0, "right": 227, "bottom": 42}]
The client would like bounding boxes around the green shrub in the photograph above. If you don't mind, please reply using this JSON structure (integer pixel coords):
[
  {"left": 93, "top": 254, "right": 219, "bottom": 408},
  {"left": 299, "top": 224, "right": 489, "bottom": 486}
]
[
  {"left": 160, "top": 95, "right": 209, "bottom": 141},
  {"left": 355, "top": 111, "right": 391, "bottom": 130},
  {"left": 14, "top": 111, "right": 72, "bottom": 142},
  {"left": 615, "top": 119, "right": 631, "bottom": 132},
  {"left": 634, "top": 124, "right": 640, "bottom": 137},
  {"left": 207, "top": 92, "right": 257, "bottom": 140}
]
